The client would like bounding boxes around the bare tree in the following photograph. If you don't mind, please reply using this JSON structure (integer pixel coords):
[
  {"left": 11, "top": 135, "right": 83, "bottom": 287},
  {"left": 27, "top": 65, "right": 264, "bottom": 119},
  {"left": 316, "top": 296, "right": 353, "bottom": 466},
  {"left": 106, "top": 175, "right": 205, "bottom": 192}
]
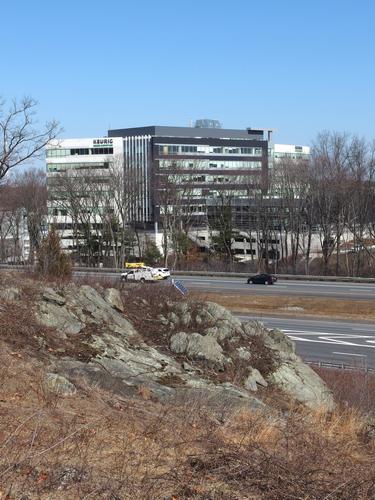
[
  {"left": 99, "top": 155, "right": 142, "bottom": 268},
  {"left": 156, "top": 160, "right": 203, "bottom": 267},
  {"left": 15, "top": 169, "right": 47, "bottom": 264},
  {"left": 208, "top": 190, "right": 239, "bottom": 267},
  {"left": 310, "top": 132, "right": 351, "bottom": 275},
  {"left": 346, "top": 137, "right": 375, "bottom": 275},
  {"left": 0, "top": 97, "right": 60, "bottom": 181},
  {"left": 50, "top": 169, "right": 105, "bottom": 266},
  {"left": 0, "top": 182, "right": 24, "bottom": 262},
  {"left": 49, "top": 155, "right": 141, "bottom": 267},
  {"left": 272, "top": 157, "right": 311, "bottom": 274}
]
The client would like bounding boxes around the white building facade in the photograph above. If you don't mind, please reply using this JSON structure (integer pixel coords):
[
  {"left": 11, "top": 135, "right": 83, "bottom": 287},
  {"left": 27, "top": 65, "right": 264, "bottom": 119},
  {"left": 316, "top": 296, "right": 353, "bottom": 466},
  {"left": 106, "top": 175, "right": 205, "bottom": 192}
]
[{"left": 46, "top": 137, "right": 124, "bottom": 255}]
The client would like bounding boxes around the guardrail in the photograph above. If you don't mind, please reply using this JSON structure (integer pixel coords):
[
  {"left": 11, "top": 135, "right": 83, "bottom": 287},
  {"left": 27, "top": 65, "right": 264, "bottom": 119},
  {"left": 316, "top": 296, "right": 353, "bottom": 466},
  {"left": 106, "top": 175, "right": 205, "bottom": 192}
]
[
  {"left": 306, "top": 360, "right": 374, "bottom": 372},
  {"left": 1, "top": 263, "right": 375, "bottom": 283}
]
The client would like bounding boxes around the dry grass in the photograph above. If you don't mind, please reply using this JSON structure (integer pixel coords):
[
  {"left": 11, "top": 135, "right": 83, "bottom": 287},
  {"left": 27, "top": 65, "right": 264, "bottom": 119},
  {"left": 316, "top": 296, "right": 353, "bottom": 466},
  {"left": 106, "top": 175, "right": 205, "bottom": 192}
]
[
  {"left": 313, "top": 367, "right": 375, "bottom": 414},
  {"left": 193, "top": 291, "right": 375, "bottom": 321},
  {"left": 1, "top": 345, "right": 375, "bottom": 498}
]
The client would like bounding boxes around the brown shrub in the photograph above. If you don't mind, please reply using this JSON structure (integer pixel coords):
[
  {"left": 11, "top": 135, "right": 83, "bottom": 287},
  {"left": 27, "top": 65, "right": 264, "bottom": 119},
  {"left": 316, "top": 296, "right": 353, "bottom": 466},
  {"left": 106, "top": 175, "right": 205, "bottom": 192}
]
[
  {"left": 36, "top": 228, "right": 72, "bottom": 280},
  {"left": 313, "top": 366, "right": 375, "bottom": 413}
]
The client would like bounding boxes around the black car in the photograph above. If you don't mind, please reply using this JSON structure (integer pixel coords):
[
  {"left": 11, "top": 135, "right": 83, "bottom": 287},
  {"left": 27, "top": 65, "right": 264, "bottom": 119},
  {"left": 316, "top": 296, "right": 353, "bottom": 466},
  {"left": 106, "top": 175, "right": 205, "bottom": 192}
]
[{"left": 247, "top": 273, "right": 277, "bottom": 285}]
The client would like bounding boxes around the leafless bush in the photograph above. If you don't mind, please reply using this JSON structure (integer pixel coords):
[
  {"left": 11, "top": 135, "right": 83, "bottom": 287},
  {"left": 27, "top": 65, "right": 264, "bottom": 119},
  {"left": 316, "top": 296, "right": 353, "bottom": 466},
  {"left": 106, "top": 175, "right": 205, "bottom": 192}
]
[
  {"left": 314, "top": 366, "right": 375, "bottom": 413},
  {"left": 36, "top": 228, "right": 72, "bottom": 279}
]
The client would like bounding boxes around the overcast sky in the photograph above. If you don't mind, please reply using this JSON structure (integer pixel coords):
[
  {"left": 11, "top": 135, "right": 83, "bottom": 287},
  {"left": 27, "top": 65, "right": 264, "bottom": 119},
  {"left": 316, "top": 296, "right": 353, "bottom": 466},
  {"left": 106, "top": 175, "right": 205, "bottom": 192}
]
[{"left": 2, "top": 0, "right": 375, "bottom": 147}]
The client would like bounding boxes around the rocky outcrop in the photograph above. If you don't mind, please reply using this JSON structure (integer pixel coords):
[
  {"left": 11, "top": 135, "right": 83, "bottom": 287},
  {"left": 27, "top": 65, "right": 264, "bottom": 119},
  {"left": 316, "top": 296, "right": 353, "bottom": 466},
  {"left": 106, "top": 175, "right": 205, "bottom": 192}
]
[
  {"left": 163, "top": 302, "right": 334, "bottom": 410},
  {"left": 37, "top": 284, "right": 137, "bottom": 338},
  {"left": 2, "top": 280, "right": 334, "bottom": 412}
]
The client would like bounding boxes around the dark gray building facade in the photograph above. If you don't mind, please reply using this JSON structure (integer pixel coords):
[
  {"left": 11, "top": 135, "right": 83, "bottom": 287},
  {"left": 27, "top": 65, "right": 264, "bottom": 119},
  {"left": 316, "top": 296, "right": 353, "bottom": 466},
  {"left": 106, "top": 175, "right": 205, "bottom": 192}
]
[{"left": 108, "top": 125, "right": 270, "bottom": 228}]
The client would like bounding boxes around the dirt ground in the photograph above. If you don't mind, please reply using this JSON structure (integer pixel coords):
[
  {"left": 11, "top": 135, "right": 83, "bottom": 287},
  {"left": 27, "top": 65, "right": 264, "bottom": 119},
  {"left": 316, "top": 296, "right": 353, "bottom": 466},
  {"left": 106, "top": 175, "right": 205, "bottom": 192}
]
[{"left": 191, "top": 291, "right": 375, "bottom": 322}]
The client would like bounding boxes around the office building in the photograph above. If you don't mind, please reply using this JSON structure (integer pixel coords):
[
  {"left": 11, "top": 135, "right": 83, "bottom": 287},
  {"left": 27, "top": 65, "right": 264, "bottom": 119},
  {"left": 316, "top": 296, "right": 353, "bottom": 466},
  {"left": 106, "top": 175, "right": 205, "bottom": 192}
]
[
  {"left": 108, "top": 125, "right": 272, "bottom": 228},
  {"left": 46, "top": 123, "right": 310, "bottom": 262}
]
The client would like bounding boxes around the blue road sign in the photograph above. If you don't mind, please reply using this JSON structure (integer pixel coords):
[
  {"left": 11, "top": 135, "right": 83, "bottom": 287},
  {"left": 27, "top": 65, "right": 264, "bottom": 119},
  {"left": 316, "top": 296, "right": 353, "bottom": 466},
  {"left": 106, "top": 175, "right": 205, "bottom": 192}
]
[{"left": 172, "top": 279, "right": 188, "bottom": 295}]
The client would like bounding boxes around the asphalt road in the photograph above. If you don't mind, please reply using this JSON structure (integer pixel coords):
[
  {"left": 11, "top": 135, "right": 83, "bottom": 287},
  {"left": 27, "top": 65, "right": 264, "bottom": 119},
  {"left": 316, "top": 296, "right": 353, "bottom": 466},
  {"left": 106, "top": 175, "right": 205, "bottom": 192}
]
[
  {"left": 73, "top": 271, "right": 375, "bottom": 301},
  {"left": 175, "top": 275, "right": 375, "bottom": 301},
  {"left": 2, "top": 267, "right": 374, "bottom": 300},
  {"left": 238, "top": 314, "right": 375, "bottom": 369}
]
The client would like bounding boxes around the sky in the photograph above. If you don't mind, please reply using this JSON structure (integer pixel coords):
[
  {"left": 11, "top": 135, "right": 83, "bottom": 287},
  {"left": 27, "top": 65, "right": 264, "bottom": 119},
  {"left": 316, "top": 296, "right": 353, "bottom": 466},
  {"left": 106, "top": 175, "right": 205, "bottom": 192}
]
[{"left": 2, "top": 0, "right": 375, "bottom": 147}]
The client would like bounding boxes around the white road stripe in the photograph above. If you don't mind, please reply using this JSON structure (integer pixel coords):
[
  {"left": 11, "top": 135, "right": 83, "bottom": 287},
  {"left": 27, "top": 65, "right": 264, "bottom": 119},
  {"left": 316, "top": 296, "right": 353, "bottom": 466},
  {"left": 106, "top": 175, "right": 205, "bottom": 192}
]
[{"left": 332, "top": 352, "right": 367, "bottom": 357}]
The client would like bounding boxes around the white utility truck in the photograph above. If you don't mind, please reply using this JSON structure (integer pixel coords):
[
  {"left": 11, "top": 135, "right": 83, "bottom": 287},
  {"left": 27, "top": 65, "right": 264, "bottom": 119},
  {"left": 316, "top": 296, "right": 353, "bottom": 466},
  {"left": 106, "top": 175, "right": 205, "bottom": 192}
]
[{"left": 120, "top": 267, "right": 162, "bottom": 283}]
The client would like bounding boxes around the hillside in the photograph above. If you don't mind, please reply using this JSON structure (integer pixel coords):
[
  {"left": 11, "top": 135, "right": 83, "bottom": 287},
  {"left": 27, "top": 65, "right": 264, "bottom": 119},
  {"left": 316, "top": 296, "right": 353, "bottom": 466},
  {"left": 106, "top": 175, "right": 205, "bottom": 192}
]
[{"left": 0, "top": 272, "right": 374, "bottom": 498}]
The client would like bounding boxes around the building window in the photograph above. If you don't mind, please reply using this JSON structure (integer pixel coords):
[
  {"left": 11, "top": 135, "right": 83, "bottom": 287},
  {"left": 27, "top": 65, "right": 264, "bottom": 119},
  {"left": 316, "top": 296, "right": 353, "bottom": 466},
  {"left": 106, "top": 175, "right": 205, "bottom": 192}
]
[
  {"left": 71, "top": 148, "right": 90, "bottom": 155},
  {"left": 91, "top": 147, "right": 113, "bottom": 155},
  {"left": 241, "top": 147, "right": 254, "bottom": 155},
  {"left": 46, "top": 149, "right": 71, "bottom": 158},
  {"left": 181, "top": 145, "right": 197, "bottom": 153}
]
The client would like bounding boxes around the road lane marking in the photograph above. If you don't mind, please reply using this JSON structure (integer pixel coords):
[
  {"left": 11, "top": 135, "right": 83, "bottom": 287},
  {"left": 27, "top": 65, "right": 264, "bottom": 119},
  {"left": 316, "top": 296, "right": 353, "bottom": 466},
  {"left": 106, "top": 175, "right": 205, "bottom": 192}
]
[
  {"left": 286, "top": 333, "right": 375, "bottom": 349},
  {"left": 332, "top": 352, "right": 367, "bottom": 357}
]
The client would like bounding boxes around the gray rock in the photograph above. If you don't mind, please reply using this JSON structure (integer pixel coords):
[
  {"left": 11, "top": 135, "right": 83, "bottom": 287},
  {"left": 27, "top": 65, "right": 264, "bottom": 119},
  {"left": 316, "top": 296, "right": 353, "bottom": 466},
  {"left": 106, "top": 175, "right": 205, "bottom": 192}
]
[
  {"left": 66, "top": 285, "right": 137, "bottom": 337},
  {"left": 170, "top": 331, "right": 226, "bottom": 368},
  {"left": 247, "top": 321, "right": 298, "bottom": 361},
  {"left": 42, "top": 287, "right": 66, "bottom": 306},
  {"left": 182, "top": 379, "right": 267, "bottom": 412},
  {"left": 271, "top": 329, "right": 295, "bottom": 354},
  {"left": 236, "top": 347, "right": 252, "bottom": 361},
  {"left": 170, "top": 332, "right": 189, "bottom": 353},
  {"left": 269, "top": 360, "right": 334, "bottom": 410},
  {"left": 168, "top": 311, "right": 179, "bottom": 327},
  {"left": 0, "top": 287, "right": 21, "bottom": 301},
  {"left": 168, "top": 300, "right": 244, "bottom": 341},
  {"left": 203, "top": 302, "right": 244, "bottom": 339},
  {"left": 37, "top": 302, "right": 84, "bottom": 335},
  {"left": 244, "top": 368, "right": 268, "bottom": 392},
  {"left": 45, "top": 373, "right": 77, "bottom": 396},
  {"left": 157, "top": 314, "right": 169, "bottom": 325},
  {"left": 104, "top": 288, "right": 124, "bottom": 312},
  {"left": 33, "top": 285, "right": 335, "bottom": 413}
]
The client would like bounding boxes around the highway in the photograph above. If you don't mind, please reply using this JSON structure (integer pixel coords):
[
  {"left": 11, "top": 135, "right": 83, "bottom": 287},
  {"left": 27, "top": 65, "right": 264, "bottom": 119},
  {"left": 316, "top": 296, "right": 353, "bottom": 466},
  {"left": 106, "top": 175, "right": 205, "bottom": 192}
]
[
  {"left": 238, "top": 315, "right": 375, "bottom": 369},
  {"left": 2, "top": 267, "right": 374, "bottom": 300},
  {"left": 73, "top": 271, "right": 375, "bottom": 301},
  {"left": 175, "top": 275, "right": 375, "bottom": 301}
]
